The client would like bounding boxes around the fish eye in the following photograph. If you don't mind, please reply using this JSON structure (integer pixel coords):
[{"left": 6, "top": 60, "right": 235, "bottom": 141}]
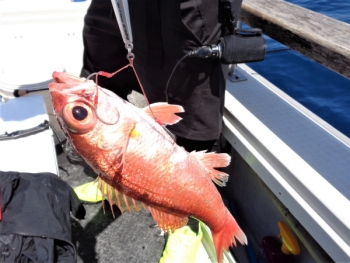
[
  {"left": 62, "top": 102, "right": 97, "bottom": 133},
  {"left": 72, "top": 106, "right": 88, "bottom": 121}
]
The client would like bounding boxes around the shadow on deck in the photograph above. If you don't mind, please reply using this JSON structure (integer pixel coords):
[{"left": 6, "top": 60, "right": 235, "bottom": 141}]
[{"left": 56, "top": 145, "right": 165, "bottom": 263}]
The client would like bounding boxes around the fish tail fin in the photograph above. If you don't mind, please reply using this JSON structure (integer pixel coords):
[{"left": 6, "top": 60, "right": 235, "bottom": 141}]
[
  {"left": 192, "top": 151, "right": 231, "bottom": 186},
  {"left": 212, "top": 209, "right": 247, "bottom": 263}
]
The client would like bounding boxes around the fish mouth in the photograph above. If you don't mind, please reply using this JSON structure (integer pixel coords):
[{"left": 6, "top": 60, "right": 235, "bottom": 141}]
[
  {"left": 52, "top": 71, "right": 84, "bottom": 85},
  {"left": 48, "top": 71, "right": 96, "bottom": 118},
  {"left": 48, "top": 72, "right": 97, "bottom": 106},
  {"left": 49, "top": 72, "right": 94, "bottom": 94}
]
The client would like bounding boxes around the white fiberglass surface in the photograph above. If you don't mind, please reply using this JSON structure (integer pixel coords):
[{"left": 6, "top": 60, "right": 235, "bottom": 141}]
[
  {"left": 227, "top": 66, "right": 350, "bottom": 200},
  {"left": 223, "top": 65, "right": 350, "bottom": 261}
]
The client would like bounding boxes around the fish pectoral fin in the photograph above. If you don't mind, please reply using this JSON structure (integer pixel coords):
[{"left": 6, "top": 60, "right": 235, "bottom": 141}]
[
  {"left": 98, "top": 119, "right": 135, "bottom": 151},
  {"left": 192, "top": 151, "right": 230, "bottom": 187},
  {"left": 98, "top": 120, "right": 135, "bottom": 171},
  {"left": 97, "top": 176, "right": 146, "bottom": 216},
  {"left": 143, "top": 103, "right": 184, "bottom": 125},
  {"left": 149, "top": 207, "right": 188, "bottom": 232}
]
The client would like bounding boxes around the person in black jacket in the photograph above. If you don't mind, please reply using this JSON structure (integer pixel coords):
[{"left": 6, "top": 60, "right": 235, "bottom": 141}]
[{"left": 79, "top": 0, "right": 242, "bottom": 153}]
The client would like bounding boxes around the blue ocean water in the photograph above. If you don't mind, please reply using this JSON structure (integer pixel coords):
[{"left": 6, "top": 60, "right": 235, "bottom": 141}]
[{"left": 247, "top": 0, "right": 350, "bottom": 138}]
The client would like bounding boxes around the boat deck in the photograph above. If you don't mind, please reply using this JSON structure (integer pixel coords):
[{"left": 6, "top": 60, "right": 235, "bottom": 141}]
[{"left": 56, "top": 145, "right": 165, "bottom": 263}]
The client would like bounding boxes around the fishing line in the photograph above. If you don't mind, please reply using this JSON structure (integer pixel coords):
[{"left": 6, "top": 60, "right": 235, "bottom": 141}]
[
  {"left": 129, "top": 60, "right": 154, "bottom": 114},
  {"left": 165, "top": 54, "right": 189, "bottom": 103},
  {"left": 86, "top": 64, "right": 132, "bottom": 125},
  {"left": 85, "top": 52, "right": 189, "bottom": 125},
  {"left": 83, "top": 51, "right": 197, "bottom": 134},
  {"left": 85, "top": 60, "right": 157, "bottom": 123},
  {"left": 85, "top": 63, "right": 177, "bottom": 143}
]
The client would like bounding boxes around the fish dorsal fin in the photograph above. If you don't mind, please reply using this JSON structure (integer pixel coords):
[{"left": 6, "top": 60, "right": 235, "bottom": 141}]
[
  {"left": 149, "top": 207, "right": 188, "bottom": 232},
  {"left": 143, "top": 103, "right": 184, "bottom": 125},
  {"left": 97, "top": 176, "right": 146, "bottom": 216},
  {"left": 191, "top": 151, "right": 230, "bottom": 187}
]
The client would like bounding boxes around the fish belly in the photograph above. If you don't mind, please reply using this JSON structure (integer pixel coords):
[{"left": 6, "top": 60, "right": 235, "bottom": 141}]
[{"left": 120, "top": 138, "right": 227, "bottom": 229}]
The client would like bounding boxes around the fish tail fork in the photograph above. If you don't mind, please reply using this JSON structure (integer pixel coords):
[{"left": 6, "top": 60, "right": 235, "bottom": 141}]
[{"left": 212, "top": 209, "right": 247, "bottom": 263}]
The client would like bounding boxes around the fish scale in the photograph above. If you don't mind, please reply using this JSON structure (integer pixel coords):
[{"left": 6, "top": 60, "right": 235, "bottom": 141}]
[{"left": 49, "top": 71, "right": 247, "bottom": 263}]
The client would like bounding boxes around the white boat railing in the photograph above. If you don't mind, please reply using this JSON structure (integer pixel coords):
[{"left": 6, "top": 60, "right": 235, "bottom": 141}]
[
  {"left": 226, "top": 2, "right": 350, "bottom": 261},
  {"left": 223, "top": 0, "right": 350, "bottom": 262},
  {"left": 223, "top": 64, "right": 350, "bottom": 262}
]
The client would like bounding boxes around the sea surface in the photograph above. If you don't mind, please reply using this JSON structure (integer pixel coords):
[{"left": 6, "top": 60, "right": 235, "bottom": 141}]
[{"left": 247, "top": 0, "right": 350, "bottom": 138}]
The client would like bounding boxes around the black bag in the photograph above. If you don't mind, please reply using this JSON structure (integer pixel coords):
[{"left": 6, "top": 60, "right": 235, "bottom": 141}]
[
  {"left": 219, "top": 0, "right": 266, "bottom": 64},
  {"left": 0, "top": 171, "right": 85, "bottom": 263},
  {"left": 219, "top": 28, "right": 267, "bottom": 64}
]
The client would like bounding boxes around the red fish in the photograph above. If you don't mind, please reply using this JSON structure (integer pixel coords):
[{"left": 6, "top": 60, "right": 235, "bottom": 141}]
[{"left": 49, "top": 71, "right": 247, "bottom": 263}]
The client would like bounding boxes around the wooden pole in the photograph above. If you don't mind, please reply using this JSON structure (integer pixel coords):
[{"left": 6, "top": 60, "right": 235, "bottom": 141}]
[{"left": 240, "top": 0, "right": 350, "bottom": 79}]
